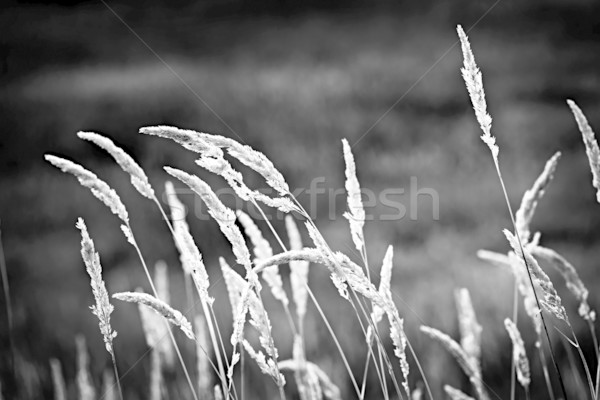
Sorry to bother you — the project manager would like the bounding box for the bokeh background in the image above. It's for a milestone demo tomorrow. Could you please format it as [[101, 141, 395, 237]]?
[[2, 0, 600, 398]]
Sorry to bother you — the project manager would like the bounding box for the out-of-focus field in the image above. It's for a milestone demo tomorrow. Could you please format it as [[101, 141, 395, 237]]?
[[1, 2, 600, 398]]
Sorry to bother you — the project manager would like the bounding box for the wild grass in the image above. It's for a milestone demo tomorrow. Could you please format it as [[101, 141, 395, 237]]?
[[3, 24, 600, 400]]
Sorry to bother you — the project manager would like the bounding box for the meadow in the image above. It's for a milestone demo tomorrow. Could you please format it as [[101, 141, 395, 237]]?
[[1, 2, 600, 399]]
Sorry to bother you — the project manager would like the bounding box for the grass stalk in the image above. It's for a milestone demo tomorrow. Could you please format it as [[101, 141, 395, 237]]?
[[568, 325, 596, 398], [537, 338, 557, 400], [491, 158, 568, 400], [0, 222, 15, 373], [109, 351, 124, 400], [153, 196, 231, 398], [510, 278, 519, 400], [127, 223, 200, 400]]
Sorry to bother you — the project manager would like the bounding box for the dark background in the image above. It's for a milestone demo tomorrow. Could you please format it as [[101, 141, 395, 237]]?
[[1, 0, 600, 398]]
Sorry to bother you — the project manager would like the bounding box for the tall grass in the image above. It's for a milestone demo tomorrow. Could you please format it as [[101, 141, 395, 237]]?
[[15, 25, 600, 400]]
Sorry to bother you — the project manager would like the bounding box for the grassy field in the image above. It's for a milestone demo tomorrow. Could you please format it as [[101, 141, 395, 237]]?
[[2, 2, 600, 398]]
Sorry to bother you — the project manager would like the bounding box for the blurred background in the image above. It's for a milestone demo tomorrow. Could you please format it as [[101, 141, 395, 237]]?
[[2, 0, 600, 398]]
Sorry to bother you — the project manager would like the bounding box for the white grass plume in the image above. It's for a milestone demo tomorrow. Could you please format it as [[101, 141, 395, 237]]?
[[113, 291, 194, 340], [567, 100, 600, 202], [531, 245, 595, 321], [478, 250, 542, 334], [285, 216, 309, 327], [221, 258, 279, 361], [504, 230, 568, 322], [45, 155, 128, 223], [196, 152, 297, 213], [242, 340, 285, 386], [199, 131, 290, 196], [195, 316, 212, 398], [366, 245, 410, 397], [76, 218, 117, 355], [504, 319, 531, 390], [164, 168, 259, 288], [279, 358, 342, 400], [149, 349, 161, 400], [101, 370, 117, 400], [76, 335, 96, 400], [214, 385, 224, 400], [140, 126, 220, 155], [444, 385, 475, 400], [77, 131, 154, 199], [137, 264, 176, 368], [456, 25, 497, 160], [341, 139, 365, 254], [515, 152, 561, 243], [420, 326, 487, 400], [237, 210, 288, 306], [455, 288, 482, 366], [49, 358, 67, 400], [141, 125, 290, 195], [164, 182, 213, 305]]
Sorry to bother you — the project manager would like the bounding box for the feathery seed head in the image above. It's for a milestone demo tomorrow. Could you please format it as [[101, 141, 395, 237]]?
[[342, 138, 365, 253], [77, 131, 154, 199], [46, 155, 128, 222], [532, 245, 594, 321], [504, 230, 568, 321], [456, 25, 498, 159], [504, 319, 530, 389], [455, 288, 482, 365], [515, 152, 561, 243], [285, 216, 309, 324], [567, 100, 600, 202], [113, 291, 194, 340], [76, 218, 117, 355]]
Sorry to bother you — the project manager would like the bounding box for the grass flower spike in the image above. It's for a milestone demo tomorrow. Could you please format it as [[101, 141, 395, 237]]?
[[567, 100, 600, 202], [76, 218, 117, 355], [456, 25, 497, 160], [77, 131, 155, 199], [504, 319, 531, 390], [113, 291, 194, 340], [46, 156, 128, 223]]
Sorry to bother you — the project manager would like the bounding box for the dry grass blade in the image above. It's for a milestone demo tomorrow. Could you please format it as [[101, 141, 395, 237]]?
[[504, 319, 531, 390], [77, 131, 154, 199], [113, 291, 194, 340], [49, 359, 67, 400], [477, 250, 511, 271], [149, 350, 161, 400], [76, 335, 96, 400], [279, 359, 341, 400], [531, 245, 595, 321], [45, 155, 128, 223], [195, 316, 212, 398], [515, 152, 561, 243], [420, 326, 487, 400], [76, 218, 117, 355], [444, 385, 476, 400], [455, 288, 482, 365], [567, 100, 600, 203], [102, 370, 117, 400]]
